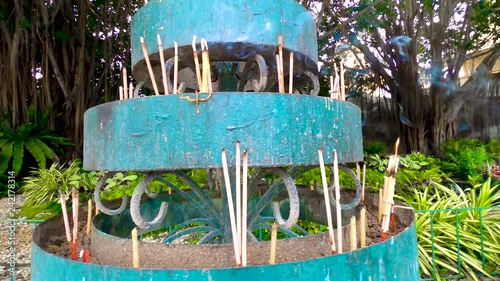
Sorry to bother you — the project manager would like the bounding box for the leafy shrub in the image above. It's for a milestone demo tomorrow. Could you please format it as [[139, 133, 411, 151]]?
[[445, 146, 492, 183], [294, 167, 329, 187], [398, 178, 500, 280], [18, 202, 62, 220], [367, 154, 388, 172], [363, 141, 387, 155], [364, 169, 385, 192], [21, 161, 81, 206], [0, 106, 72, 176], [397, 152, 447, 188]]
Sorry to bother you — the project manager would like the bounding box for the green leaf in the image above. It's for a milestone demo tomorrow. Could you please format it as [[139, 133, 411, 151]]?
[[25, 139, 47, 169], [0, 139, 9, 148], [0, 140, 14, 173], [123, 175, 138, 182], [38, 135, 73, 145], [30, 138, 54, 159], [12, 140, 24, 174]]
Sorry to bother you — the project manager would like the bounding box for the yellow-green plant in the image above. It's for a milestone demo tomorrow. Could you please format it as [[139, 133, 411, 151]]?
[[21, 161, 82, 206], [399, 179, 500, 280]]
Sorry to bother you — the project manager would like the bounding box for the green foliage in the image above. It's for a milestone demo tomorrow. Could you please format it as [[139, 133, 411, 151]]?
[[367, 154, 388, 172], [99, 170, 205, 202], [364, 169, 385, 192], [295, 220, 328, 235], [396, 152, 447, 188], [441, 138, 485, 157], [18, 201, 62, 220], [253, 220, 328, 241], [363, 141, 387, 155], [445, 145, 492, 182], [100, 172, 142, 201], [0, 106, 72, 176], [398, 179, 500, 280], [294, 167, 330, 187], [21, 160, 81, 206], [485, 139, 500, 159]]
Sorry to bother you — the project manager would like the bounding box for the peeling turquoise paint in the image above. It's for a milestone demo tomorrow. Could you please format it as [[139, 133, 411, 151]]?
[[83, 93, 363, 171], [130, 0, 318, 73], [31, 217, 419, 281]]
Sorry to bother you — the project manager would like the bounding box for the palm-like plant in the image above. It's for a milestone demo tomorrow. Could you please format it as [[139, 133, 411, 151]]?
[[21, 161, 82, 206], [0, 105, 72, 176], [399, 179, 500, 280]]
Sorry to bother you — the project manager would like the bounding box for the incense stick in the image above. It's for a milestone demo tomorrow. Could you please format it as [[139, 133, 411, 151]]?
[[72, 187, 79, 244], [350, 216, 357, 251], [235, 142, 242, 260], [192, 36, 202, 90], [288, 52, 294, 94], [119, 86, 124, 100], [333, 64, 339, 99], [173, 41, 179, 94], [140, 37, 160, 96], [329, 75, 334, 99], [59, 192, 72, 244], [122, 67, 128, 98], [333, 150, 343, 254], [278, 35, 285, 93], [157, 34, 169, 95], [378, 188, 384, 223], [132, 227, 140, 268], [129, 82, 134, 100], [362, 163, 366, 204], [200, 39, 210, 93], [242, 150, 249, 266], [221, 149, 242, 266], [269, 223, 278, 264], [275, 54, 283, 93], [340, 62, 345, 101], [318, 149, 336, 253], [86, 199, 92, 235], [360, 207, 366, 248]]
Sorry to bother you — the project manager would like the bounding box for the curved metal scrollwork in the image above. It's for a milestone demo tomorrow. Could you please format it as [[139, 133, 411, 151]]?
[[298, 70, 320, 96], [130, 171, 168, 229], [164, 58, 190, 94], [237, 54, 268, 92], [316, 165, 362, 210], [269, 168, 300, 230], [94, 171, 129, 216]]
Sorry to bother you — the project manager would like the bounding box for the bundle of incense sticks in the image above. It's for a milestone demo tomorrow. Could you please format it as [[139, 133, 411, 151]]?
[[380, 138, 400, 241]]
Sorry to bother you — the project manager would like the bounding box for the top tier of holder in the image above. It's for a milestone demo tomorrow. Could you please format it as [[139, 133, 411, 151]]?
[[130, 0, 318, 91], [83, 93, 363, 171]]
